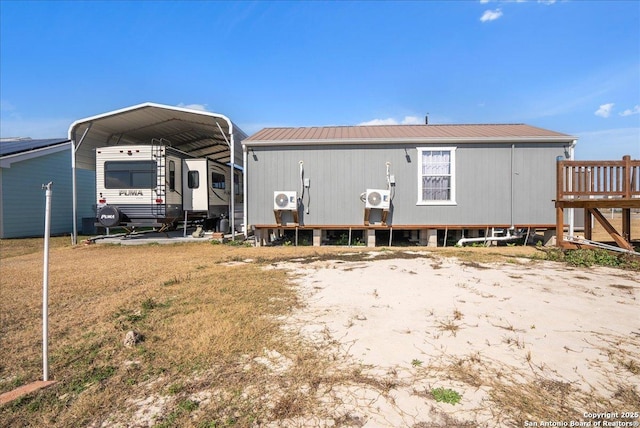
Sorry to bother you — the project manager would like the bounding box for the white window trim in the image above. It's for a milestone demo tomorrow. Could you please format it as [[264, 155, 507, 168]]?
[[416, 146, 457, 206]]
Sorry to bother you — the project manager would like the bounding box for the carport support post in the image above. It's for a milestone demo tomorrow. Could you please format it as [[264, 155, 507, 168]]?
[[231, 136, 235, 240], [71, 124, 91, 245], [71, 142, 77, 245], [183, 210, 188, 237], [42, 182, 53, 381], [216, 121, 235, 240]]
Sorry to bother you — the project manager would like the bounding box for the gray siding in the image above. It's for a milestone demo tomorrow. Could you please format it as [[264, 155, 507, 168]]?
[[247, 142, 566, 227], [77, 169, 96, 232], [0, 150, 95, 238]]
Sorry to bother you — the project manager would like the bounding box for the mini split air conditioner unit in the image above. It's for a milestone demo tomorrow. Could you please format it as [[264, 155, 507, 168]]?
[[365, 189, 391, 209], [274, 191, 298, 210]]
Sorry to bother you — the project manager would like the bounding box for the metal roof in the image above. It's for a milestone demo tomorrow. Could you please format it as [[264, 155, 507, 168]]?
[[0, 138, 70, 157], [69, 102, 247, 170], [243, 123, 577, 146]]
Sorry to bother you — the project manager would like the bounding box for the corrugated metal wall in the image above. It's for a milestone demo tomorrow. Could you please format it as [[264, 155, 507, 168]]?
[[0, 150, 95, 238], [246, 142, 566, 227]]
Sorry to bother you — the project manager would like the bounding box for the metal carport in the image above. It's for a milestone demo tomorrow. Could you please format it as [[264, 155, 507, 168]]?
[[68, 102, 246, 244]]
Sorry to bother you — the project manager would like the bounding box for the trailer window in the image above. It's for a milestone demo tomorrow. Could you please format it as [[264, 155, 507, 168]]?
[[105, 161, 156, 189], [211, 172, 225, 189], [188, 171, 199, 188], [169, 161, 176, 191], [417, 147, 456, 205]]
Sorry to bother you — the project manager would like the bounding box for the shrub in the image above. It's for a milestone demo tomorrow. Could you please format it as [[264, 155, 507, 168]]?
[[564, 249, 619, 268], [431, 387, 462, 405]]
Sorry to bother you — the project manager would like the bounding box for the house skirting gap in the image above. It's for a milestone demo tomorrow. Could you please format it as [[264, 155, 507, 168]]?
[[252, 224, 555, 247]]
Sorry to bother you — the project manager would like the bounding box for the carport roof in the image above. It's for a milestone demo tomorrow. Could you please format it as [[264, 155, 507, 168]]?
[[69, 102, 247, 170]]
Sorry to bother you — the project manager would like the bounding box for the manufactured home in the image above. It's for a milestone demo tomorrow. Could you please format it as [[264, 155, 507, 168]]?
[[95, 143, 242, 230], [242, 123, 578, 246]]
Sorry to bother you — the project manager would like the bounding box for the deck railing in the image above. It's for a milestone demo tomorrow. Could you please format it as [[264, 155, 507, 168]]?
[[556, 155, 640, 200]]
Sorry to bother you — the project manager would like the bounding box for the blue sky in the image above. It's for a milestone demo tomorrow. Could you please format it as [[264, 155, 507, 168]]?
[[1, 0, 638, 160]]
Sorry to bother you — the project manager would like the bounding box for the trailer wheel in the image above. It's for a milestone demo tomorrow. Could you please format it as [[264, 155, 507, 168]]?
[[97, 205, 121, 228]]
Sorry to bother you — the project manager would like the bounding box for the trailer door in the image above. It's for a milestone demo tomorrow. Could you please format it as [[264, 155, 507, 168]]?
[[183, 159, 209, 211]]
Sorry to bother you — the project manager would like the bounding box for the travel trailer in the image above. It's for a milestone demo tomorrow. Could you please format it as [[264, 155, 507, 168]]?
[[95, 143, 242, 231]]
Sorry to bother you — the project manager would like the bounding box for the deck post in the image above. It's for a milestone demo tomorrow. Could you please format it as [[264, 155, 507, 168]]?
[[623, 155, 631, 199], [555, 206, 564, 247], [622, 155, 632, 242], [622, 208, 631, 242], [556, 157, 564, 201], [584, 208, 592, 240]]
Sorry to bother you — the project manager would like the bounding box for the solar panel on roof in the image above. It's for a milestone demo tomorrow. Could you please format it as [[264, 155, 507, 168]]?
[[0, 138, 69, 157]]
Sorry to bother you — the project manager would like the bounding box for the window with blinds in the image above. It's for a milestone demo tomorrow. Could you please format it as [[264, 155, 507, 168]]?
[[417, 147, 456, 205]]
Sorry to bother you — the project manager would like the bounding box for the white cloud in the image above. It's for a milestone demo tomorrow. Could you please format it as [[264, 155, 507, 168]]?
[[594, 103, 614, 118], [357, 116, 425, 126], [176, 103, 209, 112], [479, 0, 490, 3], [480, 8, 503, 22], [538, 0, 556, 4], [620, 105, 640, 117], [573, 127, 640, 160], [358, 118, 398, 126], [401, 116, 423, 125], [519, 64, 638, 121]]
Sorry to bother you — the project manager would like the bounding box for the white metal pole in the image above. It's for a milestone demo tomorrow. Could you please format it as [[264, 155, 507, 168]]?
[[42, 182, 53, 381]]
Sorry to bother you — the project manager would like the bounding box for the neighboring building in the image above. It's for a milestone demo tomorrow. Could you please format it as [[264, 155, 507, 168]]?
[[243, 123, 577, 246], [0, 138, 95, 238]]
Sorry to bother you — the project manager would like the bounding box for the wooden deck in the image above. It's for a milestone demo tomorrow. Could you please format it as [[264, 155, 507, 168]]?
[[555, 155, 640, 250]]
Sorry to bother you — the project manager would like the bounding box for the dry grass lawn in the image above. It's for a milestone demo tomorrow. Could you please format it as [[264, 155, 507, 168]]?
[[0, 237, 637, 427], [0, 238, 361, 427]]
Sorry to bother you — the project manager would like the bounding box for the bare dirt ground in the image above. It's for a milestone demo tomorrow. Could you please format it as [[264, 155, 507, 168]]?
[[273, 253, 640, 427]]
